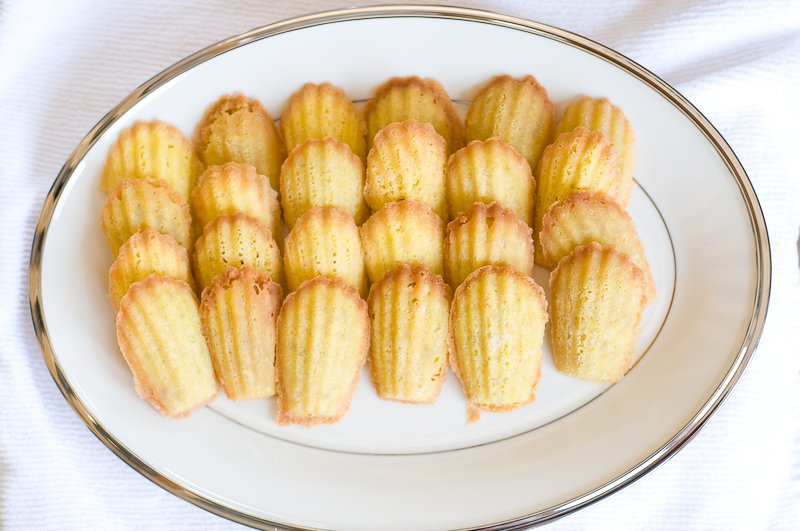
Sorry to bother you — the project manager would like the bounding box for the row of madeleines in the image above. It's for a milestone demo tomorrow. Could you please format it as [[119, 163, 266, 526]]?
[[99, 74, 655, 425]]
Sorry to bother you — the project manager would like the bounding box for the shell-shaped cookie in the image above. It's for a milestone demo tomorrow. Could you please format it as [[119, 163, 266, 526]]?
[[533, 127, 620, 265], [364, 120, 448, 221], [108, 229, 195, 312], [360, 199, 445, 284], [541, 191, 655, 306], [364, 76, 464, 154], [444, 201, 534, 290], [445, 138, 535, 226], [193, 212, 284, 292], [99, 120, 204, 204], [449, 266, 548, 422], [280, 82, 367, 163], [101, 177, 193, 257], [275, 276, 370, 426], [191, 162, 282, 246], [555, 97, 635, 206], [200, 266, 283, 401], [466, 75, 555, 171], [367, 264, 452, 404], [280, 137, 368, 229], [193, 94, 286, 193], [549, 242, 647, 383], [283, 207, 367, 297], [116, 275, 219, 417]]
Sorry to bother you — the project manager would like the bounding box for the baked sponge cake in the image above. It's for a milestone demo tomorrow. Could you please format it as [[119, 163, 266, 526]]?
[[449, 265, 548, 422], [533, 126, 620, 265], [465, 75, 555, 171], [101, 177, 193, 257], [108, 229, 195, 312], [191, 162, 282, 246], [280, 82, 367, 163], [280, 136, 368, 229], [99, 120, 204, 204], [444, 201, 534, 290], [116, 275, 219, 417], [200, 266, 283, 401], [364, 119, 448, 221], [367, 264, 452, 404], [283, 206, 367, 297], [555, 96, 635, 206], [549, 242, 647, 383], [540, 191, 656, 306], [275, 276, 370, 426], [193, 94, 286, 193], [364, 76, 464, 154], [445, 138, 535, 227], [360, 199, 445, 284], [193, 212, 284, 292]]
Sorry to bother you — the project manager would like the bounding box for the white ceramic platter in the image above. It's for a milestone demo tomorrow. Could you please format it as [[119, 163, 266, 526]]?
[[30, 6, 770, 530]]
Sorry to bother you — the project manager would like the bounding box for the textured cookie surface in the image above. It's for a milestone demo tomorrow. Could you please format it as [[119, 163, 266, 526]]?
[[280, 82, 367, 163], [449, 266, 548, 422], [549, 242, 646, 383], [116, 275, 219, 417], [364, 119, 448, 221], [540, 191, 655, 306], [108, 228, 195, 312], [444, 201, 534, 290], [193, 94, 286, 193], [555, 97, 635, 206], [101, 177, 193, 257], [280, 136, 368, 229], [364, 76, 464, 154], [283, 207, 367, 297], [445, 138, 535, 227], [275, 276, 370, 426], [466, 75, 555, 171], [533, 127, 620, 265], [193, 212, 284, 292], [360, 199, 445, 284], [200, 266, 283, 401], [367, 264, 452, 404], [100, 120, 204, 203]]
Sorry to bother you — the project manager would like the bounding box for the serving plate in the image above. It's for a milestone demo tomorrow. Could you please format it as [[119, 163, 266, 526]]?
[[29, 5, 769, 530]]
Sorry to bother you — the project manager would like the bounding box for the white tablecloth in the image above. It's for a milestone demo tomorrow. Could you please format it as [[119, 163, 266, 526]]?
[[2, 1, 798, 529]]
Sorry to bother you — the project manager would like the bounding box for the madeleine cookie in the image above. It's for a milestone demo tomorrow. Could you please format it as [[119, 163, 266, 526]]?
[[549, 242, 647, 383], [280, 82, 367, 163], [466, 75, 555, 171], [191, 162, 282, 245], [101, 177, 193, 257], [445, 138, 535, 226], [367, 264, 452, 404], [283, 207, 367, 297], [555, 97, 635, 206], [193, 94, 286, 193], [364, 76, 464, 154], [444, 201, 534, 290], [99, 120, 204, 204], [280, 137, 368, 229], [449, 266, 548, 422], [116, 275, 219, 417], [360, 199, 445, 284], [275, 276, 370, 426], [533, 127, 620, 265], [193, 212, 284, 292], [108, 229, 195, 312], [364, 119, 448, 221], [200, 266, 283, 401], [540, 191, 655, 306]]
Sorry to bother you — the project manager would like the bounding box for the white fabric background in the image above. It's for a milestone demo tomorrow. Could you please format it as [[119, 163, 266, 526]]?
[[2, 0, 799, 529]]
